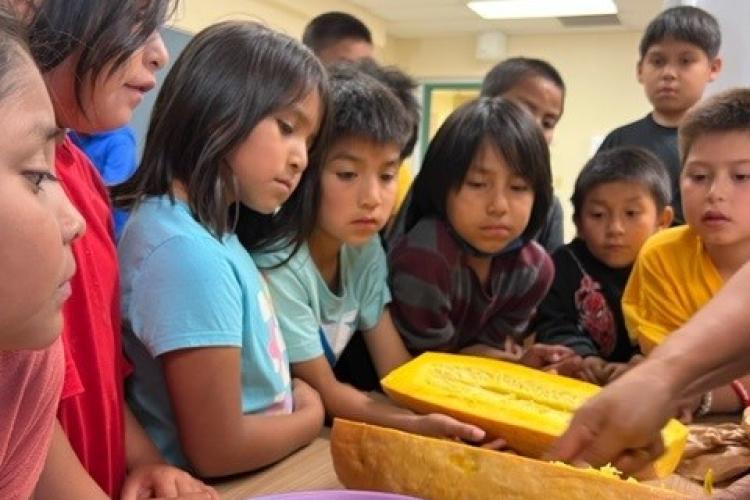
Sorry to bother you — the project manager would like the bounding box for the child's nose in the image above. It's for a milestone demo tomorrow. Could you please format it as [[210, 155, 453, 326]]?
[[487, 189, 509, 215], [359, 177, 381, 208], [59, 195, 86, 244], [145, 32, 169, 71]]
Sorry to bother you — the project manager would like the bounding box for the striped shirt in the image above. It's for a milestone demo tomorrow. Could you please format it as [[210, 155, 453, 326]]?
[[388, 218, 554, 353]]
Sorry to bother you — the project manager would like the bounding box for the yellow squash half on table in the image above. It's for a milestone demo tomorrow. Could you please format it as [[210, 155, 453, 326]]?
[[381, 352, 688, 479], [331, 419, 689, 500]]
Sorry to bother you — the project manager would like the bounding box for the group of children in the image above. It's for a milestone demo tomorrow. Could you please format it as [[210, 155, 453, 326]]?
[[3, 1, 750, 498]]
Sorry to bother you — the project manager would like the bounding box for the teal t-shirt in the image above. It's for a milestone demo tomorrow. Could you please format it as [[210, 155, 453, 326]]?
[[119, 195, 292, 469], [253, 238, 390, 365]]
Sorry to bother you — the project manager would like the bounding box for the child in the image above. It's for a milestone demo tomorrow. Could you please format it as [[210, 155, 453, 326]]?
[[115, 21, 328, 477], [480, 57, 566, 253], [249, 63, 487, 442], [623, 88, 750, 417], [0, 10, 84, 498], [302, 11, 373, 64], [598, 6, 722, 225], [389, 97, 580, 376], [19, 0, 216, 497], [69, 126, 138, 239], [535, 147, 673, 386]]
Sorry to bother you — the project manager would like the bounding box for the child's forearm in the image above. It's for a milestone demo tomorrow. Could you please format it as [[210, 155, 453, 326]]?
[[189, 404, 323, 478], [124, 406, 166, 470], [33, 421, 109, 499]]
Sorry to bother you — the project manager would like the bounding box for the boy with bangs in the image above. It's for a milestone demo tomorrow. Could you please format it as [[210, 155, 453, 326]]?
[[535, 147, 673, 386], [623, 88, 750, 419], [598, 6, 722, 225]]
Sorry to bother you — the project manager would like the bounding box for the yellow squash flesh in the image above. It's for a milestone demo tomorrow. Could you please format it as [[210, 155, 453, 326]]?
[[381, 352, 688, 478]]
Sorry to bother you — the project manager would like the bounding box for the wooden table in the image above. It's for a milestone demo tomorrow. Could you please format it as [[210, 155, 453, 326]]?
[[213, 429, 341, 499], [213, 427, 709, 499]]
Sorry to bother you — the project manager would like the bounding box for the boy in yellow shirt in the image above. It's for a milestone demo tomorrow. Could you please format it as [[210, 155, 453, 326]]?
[[623, 88, 750, 417]]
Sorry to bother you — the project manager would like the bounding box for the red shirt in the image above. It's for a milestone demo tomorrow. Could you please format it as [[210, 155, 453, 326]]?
[[56, 137, 129, 498]]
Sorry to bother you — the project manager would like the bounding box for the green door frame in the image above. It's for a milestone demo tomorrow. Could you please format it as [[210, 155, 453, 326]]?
[[419, 81, 482, 162]]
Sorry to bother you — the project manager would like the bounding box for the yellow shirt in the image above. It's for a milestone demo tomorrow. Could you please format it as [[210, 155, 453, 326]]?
[[622, 225, 723, 354], [393, 161, 413, 216]]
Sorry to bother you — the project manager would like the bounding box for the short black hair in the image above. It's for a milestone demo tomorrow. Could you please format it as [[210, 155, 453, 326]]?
[[326, 61, 410, 149], [639, 6, 721, 59], [302, 11, 372, 55], [481, 57, 565, 99], [113, 21, 329, 239], [572, 146, 672, 217], [406, 97, 551, 241], [680, 88, 750, 165], [27, 0, 176, 106], [353, 57, 420, 158]]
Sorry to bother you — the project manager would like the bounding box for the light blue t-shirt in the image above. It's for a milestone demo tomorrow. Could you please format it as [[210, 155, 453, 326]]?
[[120, 195, 292, 469], [253, 238, 391, 365]]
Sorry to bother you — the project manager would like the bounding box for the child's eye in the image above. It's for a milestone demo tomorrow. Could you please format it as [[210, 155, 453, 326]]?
[[380, 172, 396, 183], [336, 171, 357, 181], [588, 212, 604, 219], [542, 119, 557, 130], [625, 210, 641, 217], [688, 173, 708, 182], [465, 181, 486, 189], [23, 170, 58, 193], [734, 173, 750, 182], [510, 183, 530, 192], [277, 119, 294, 135]]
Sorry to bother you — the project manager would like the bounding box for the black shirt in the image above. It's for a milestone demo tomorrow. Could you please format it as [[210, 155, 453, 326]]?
[[598, 113, 681, 223], [534, 238, 638, 363]]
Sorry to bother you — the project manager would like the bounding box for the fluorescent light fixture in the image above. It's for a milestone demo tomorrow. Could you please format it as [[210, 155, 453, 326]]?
[[467, 0, 618, 19]]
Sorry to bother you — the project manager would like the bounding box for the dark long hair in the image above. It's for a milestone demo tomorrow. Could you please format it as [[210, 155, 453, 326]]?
[[405, 97, 552, 241], [26, 0, 175, 105], [112, 21, 329, 238], [0, 6, 30, 103]]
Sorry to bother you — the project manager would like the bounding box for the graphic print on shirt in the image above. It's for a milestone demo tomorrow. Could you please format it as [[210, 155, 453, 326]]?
[[574, 275, 616, 357], [257, 284, 293, 414], [319, 308, 358, 366]]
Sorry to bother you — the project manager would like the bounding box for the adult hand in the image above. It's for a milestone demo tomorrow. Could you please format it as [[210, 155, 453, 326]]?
[[546, 366, 676, 476], [121, 464, 218, 500]]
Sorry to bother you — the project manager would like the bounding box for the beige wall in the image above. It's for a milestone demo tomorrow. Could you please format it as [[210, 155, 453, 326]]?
[[171, 1, 651, 239]]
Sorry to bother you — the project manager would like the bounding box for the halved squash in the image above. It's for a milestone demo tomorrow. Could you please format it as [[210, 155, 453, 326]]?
[[381, 352, 688, 478], [331, 419, 689, 500]]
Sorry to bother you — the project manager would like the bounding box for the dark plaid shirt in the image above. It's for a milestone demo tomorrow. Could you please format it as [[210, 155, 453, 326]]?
[[388, 218, 554, 353]]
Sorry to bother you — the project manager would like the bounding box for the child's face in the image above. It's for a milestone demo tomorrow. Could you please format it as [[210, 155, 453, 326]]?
[[502, 76, 564, 144], [681, 131, 750, 253], [637, 38, 721, 118], [45, 31, 169, 132], [446, 141, 534, 254], [229, 90, 321, 214], [576, 181, 671, 268], [317, 38, 373, 65], [0, 57, 85, 350], [314, 136, 400, 247]]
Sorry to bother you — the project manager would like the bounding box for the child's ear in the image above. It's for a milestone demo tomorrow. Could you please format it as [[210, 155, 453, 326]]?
[[657, 205, 674, 229], [636, 60, 644, 84], [708, 57, 723, 82]]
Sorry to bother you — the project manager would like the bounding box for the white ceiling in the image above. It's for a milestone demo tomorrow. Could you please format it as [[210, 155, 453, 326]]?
[[343, 0, 662, 38]]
